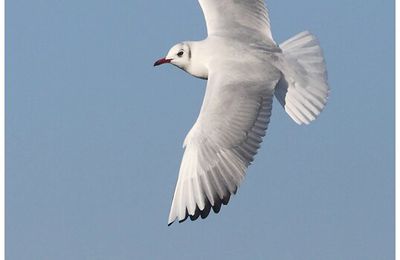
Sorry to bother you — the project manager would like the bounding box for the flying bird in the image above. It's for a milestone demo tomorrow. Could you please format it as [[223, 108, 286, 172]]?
[[154, 0, 329, 225]]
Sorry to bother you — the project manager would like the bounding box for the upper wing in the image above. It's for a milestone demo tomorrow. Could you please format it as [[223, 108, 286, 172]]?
[[168, 61, 280, 225], [198, 0, 275, 44]]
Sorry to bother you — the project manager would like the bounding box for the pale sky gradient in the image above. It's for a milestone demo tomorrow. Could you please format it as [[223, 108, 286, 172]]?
[[6, 0, 394, 259]]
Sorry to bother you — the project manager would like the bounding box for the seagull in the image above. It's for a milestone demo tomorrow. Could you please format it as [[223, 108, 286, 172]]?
[[154, 0, 329, 225]]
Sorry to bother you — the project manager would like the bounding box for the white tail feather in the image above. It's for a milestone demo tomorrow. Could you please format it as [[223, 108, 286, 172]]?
[[275, 31, 329, 125]]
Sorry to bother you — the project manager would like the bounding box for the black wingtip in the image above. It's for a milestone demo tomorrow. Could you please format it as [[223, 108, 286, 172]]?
[[168, 195, 235, 225]]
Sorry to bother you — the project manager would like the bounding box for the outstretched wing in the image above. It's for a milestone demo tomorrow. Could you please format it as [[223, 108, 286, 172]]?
[[168, 61, 280, 225], [198, 0, 275, 45]]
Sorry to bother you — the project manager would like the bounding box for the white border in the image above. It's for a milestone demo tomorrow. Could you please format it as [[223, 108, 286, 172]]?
[[395, 0, 398, 257], [1, 0, 4, 258], [0, 1, 395, 260]]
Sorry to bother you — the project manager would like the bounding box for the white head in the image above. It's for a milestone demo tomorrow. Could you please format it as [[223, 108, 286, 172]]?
[[154, 41, 208, 79], [154, 42, 191, 70]]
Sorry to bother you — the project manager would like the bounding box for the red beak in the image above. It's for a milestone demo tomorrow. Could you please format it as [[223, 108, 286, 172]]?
[[154, 58, 172, 67]]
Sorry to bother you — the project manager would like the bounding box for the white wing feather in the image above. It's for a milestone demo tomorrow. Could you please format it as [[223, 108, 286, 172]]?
[[168, 61, 280, 225], [198, 0, 275, 45]]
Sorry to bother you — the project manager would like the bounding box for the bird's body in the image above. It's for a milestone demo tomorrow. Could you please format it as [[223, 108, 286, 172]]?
[[154, 0, 329, 225], [181, 37, 282, 81]]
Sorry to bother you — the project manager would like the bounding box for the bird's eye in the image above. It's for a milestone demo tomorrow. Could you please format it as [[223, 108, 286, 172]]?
[[177, 51, 184, 57]]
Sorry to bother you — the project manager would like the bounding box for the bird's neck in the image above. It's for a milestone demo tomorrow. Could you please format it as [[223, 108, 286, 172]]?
[[183, 41, 209, 80]]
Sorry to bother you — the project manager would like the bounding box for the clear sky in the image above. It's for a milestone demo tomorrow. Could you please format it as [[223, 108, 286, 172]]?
[[6, 0, 394, 259]]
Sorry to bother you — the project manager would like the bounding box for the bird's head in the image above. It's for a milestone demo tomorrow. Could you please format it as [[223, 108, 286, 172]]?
[[154, 42, 191, 70]]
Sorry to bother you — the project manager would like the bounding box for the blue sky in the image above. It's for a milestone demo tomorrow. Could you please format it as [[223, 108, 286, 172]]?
[[6, 0, 394, 259]]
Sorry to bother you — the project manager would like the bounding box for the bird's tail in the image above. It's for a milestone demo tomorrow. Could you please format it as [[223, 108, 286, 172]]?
[[274, 31, 329, 125]]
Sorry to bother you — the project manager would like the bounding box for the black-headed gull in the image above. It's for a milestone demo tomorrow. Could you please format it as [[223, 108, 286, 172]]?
[[154, 0, 329, 225]]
